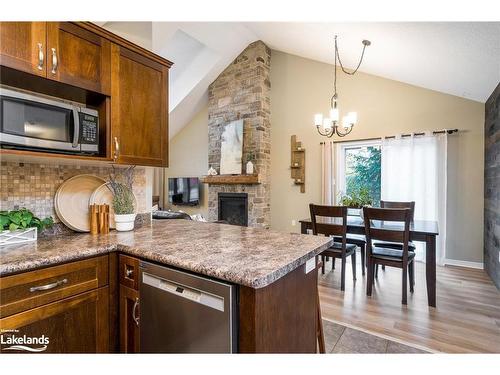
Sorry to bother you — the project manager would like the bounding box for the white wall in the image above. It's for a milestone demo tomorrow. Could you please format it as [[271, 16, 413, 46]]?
[[163, 105, 209, 217]]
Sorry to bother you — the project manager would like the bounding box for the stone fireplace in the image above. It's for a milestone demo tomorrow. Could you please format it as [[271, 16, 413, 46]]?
[[206, 40, 271, 228], [218, 193, 248, 226]]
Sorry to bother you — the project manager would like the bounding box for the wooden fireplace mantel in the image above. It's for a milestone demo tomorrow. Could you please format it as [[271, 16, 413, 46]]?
[[200, 174, 261, 185]]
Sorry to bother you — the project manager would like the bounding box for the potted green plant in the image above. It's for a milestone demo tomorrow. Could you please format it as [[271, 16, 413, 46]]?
[[0, 208, 53, 245], [339, 187, 373, 218], [108, 166, 136, 231]]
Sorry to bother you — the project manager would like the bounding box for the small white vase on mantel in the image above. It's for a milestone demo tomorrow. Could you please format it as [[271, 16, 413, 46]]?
[[246, 161, 254, 174], [114, 213, 136, 231]]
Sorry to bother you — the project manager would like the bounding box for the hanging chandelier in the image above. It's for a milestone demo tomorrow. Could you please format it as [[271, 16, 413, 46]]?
[[315, 35, 371, 137]]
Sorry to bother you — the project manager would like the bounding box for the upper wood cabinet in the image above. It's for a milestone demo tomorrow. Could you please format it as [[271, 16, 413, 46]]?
[[0, 22, 47, 77], [46, 23, 111, 95], [0, 22, 171, 167], [111, 44, 169, 167], [0, 22, 111, 95]]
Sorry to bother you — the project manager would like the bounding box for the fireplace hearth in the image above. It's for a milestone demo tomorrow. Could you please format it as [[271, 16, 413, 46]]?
[[218, 193, 248, 226]]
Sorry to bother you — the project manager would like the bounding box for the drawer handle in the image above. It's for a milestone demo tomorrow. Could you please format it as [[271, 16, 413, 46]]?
[[29, 278, 67, 293], [125, 268, 134, 278], [132, 297, 140, 327]]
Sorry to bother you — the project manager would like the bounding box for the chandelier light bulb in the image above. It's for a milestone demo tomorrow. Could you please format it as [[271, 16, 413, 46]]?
[[323, 118, 332, 130], [329, 107, 339, 122], [347, 111, 357, 125], [314, 113, 323, 127], [342, 115, 351, 129]]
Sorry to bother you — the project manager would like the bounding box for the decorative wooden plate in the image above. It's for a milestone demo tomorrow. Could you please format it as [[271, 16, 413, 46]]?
[[54, 174, 106, 232]]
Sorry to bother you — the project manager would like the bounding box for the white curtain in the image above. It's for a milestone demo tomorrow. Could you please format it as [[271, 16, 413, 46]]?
[[321, 141, 335, 205], [381, 133, 447, 265]]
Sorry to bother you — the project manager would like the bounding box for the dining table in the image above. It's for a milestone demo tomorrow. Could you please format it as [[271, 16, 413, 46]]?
[[299, 216, 439, 307]]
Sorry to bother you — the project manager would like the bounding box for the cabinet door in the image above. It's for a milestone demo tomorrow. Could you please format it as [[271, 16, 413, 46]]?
[[119, 284, 140, 353], [0, 288, 109, 353], [46, 22, 111, 95], [111, 44, 168, 167], [0, 22, 47, 77]]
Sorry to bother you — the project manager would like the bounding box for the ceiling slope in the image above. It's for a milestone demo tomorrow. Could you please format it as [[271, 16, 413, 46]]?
[[99, 22, 500, 140]]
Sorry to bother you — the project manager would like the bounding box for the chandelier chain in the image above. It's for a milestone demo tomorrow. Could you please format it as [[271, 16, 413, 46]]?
[[318, 35, 370, 138], [333, 35, 369, 97]]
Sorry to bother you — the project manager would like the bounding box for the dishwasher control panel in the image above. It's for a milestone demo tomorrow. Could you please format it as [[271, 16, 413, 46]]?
[[142, 272, 224, 311]]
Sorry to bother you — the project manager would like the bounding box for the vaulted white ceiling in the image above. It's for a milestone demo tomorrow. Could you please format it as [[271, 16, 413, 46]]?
[[97, 22, 500, 139]]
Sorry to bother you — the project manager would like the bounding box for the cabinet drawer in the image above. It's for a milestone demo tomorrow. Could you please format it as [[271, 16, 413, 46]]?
[[0, 255, 108, 318], [119, 254, 139, 290]]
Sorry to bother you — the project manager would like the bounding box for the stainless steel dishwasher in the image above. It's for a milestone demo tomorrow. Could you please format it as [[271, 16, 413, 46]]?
[[139, 260, 237, 353]]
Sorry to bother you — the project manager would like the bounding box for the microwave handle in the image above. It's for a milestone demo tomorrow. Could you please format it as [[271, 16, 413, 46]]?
[[72, 107, 80, 148]]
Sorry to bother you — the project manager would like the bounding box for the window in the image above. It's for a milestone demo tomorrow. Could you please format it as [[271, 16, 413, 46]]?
[[336, 140, 381, 207]]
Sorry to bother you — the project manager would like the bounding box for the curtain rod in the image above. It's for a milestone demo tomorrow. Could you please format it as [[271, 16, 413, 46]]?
[[319, 129, 459, 144]]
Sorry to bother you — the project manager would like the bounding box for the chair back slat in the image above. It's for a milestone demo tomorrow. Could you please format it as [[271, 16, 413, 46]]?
[[381, 200, 415, 221], [369, 228, 405, 243], [309, 204, 345, 218], [314, 222, 344, 237], [363, 207, 409, 222]]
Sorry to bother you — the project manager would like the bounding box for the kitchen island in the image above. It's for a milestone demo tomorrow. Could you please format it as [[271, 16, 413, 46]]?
[[0, 220, 332, 353]]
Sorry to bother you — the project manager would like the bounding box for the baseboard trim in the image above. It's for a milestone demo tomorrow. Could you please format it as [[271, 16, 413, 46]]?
[[443, 258, 484, 269]]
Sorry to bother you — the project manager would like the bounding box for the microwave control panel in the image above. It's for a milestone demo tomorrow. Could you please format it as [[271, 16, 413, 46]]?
[[79, 112, 99, 145]]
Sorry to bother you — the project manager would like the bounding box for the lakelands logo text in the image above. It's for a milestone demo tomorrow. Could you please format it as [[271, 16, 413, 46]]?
[[1, 329, 49, 352]]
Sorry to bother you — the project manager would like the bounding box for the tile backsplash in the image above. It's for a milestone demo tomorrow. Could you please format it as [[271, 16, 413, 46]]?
[[0, 161, 147, 223]]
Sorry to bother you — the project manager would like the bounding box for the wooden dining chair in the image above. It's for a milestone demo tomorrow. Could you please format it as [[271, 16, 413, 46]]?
[[375, 200, 416, 276], [333, 234, 366, 275], [309, 204, 356, 291], [363, 207, 415, 305]]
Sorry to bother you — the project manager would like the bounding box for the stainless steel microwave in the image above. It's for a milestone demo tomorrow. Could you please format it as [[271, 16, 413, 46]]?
[[0, 86, 99, 154]]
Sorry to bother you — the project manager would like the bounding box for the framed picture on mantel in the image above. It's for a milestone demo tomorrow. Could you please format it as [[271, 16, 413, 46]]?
[[220, 119, 244, 175]]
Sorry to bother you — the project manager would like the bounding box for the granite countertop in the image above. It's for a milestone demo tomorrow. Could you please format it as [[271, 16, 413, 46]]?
[[0, 220, 332, 288]]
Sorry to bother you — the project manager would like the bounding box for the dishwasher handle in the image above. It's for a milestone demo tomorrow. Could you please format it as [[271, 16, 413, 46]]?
[[132, 297, 140, 326]]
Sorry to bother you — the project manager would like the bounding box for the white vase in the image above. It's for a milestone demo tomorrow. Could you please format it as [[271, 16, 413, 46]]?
[[246, 161, 254, 174], [114, 213, 136, 231]]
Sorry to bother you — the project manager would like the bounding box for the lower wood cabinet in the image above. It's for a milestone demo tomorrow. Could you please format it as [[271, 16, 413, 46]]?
[[0, 255, 109, 353], [118, 254, 140, 353], [119, 284, 140, 353], [0, 287, 109, 353]]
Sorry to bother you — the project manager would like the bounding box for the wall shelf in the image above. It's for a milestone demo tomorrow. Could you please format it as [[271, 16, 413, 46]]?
[[200, 174, 261, 185], [290, 135, 305, 193]]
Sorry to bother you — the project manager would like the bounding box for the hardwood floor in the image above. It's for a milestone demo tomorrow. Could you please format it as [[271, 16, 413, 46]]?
[[318, 253, 500, 353]]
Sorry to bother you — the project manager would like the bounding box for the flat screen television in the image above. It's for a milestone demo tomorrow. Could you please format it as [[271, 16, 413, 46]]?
[[168, 177, 200, 206]]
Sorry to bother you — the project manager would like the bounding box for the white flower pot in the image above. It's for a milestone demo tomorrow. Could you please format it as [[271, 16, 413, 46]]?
[[114, 213, 136, 232]]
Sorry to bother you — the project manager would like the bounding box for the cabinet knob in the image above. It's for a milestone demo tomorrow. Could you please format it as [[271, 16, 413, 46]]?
[[37, 43, 44, 70]]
